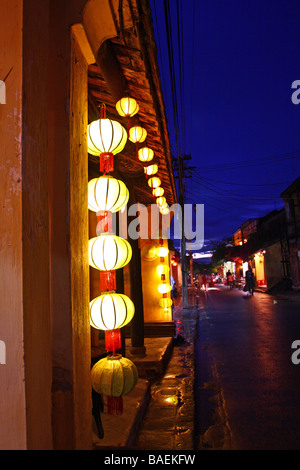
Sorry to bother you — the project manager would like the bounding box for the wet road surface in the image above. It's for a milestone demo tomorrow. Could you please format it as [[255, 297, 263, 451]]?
[[197, 285, 300, 450]]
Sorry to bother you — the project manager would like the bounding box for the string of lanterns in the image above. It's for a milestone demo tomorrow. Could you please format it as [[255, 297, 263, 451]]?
[[87, 93, 172, 415], [88, 103, 138, 415], [156, 241, 172, 314]]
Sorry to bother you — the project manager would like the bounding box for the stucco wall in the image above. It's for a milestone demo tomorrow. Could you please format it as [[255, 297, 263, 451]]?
[[264, 242, 284, 289], [0, 0, 27, 450]]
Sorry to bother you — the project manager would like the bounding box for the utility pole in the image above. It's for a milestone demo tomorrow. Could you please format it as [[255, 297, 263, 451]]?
[[173, 155, 196, 309]]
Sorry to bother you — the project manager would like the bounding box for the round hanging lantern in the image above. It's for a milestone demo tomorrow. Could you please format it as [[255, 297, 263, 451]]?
[[129, 126, 147, 143], [159, 298, 173, 309], [157, 246, 169, 258], [156, 264, 170, 276], [91, 354, 138, 397], [148, 177, 161, 189], [156, 196, 167, 207], [158, 282, 171, 294], [87, 118, 127, 156], [138, 147, 154, 162], [140, 242, 158, 261], [144, 164, 158, 176], [116, 97, 139, 117], [160, 206, 170, 215], [88, 176, 129, 213], [152, 186, 164, 197], [90, 293, 135, 331], [89, 234, 132, 271]]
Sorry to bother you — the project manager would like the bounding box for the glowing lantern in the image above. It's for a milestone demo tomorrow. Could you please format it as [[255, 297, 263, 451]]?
[[160, 206, 170, 215], [152, 186, 164, 197], [158, 282, 171, 294], [144, 164, 158, 176], [156, 196, 167, 207], [116, 97, 139, 117], [87, 117, 127, 172], [88, 176, 129, 213], [159, 298, 173, 309], [90, 293, 135, 331], [89, 234, 132, 271], [148, 177, 161, 189], [157, 246, 169, 258], [156, 264, 170, 276], [138, 147, 154, 162], [141, 242, 158, 261], [128, 126, 147, 143], [91, 354, 138, 415]]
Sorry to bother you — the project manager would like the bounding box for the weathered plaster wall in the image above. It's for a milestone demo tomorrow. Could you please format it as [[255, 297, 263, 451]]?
[[264, 242, 284, 289], [0, 0, 27, 450]]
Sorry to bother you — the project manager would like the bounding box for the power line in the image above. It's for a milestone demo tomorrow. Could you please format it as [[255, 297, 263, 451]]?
[[193, 174, 293, 188], [196, 151, 300, 171], [192, 172, 286, 201]]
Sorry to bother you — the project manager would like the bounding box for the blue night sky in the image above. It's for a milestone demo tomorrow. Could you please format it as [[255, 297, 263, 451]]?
[[149, 0, 300, 253]]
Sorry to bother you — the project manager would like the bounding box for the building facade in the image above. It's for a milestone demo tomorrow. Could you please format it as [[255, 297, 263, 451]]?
[[0, 0, 176, 450], [281, 177, 300, 289]]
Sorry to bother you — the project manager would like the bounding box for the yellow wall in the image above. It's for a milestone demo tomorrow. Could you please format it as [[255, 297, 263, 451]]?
[[254, 253, 266, 285], [141, 239, 172, 323]]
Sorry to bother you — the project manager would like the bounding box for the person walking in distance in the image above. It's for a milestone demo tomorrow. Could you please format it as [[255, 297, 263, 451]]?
[[227, 272, 234, 290], [244, 266, 255, 296]]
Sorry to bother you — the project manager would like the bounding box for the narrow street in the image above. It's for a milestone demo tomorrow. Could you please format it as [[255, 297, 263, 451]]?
[[196, 285, 300, 450]]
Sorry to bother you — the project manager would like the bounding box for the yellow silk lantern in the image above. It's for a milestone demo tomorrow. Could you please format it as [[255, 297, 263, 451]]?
[[116, 97, 139, 117], [90, 293, 135, 330], [156, 264, 170, 276], [152, 186, 164, 197], [158, 282, 171, 294], [89, 234, 132, 271], [88, 176, 129, 213], [145, 164, 158, 176], [159, 298, 173, 309], [138, 147, 154, 162], [91, 354, 138, 397], [129, 126, 147, 143], [148, 177, 161, 189], [156, 196, 167, 207], [87, 118, 127, 156], [160, 206, 170, 215], [157, 246, 169, 258]]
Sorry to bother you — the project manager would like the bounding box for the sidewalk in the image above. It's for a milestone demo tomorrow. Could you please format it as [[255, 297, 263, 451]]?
[[255, 286, 300, 303], [92, 304, 198, 450]]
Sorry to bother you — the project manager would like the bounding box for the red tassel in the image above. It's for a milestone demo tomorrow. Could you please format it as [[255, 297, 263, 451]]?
[[97, 211, 113, 233], [100, 270, 116, 291], [107, 395, 123, 415], [105, 329, 121, 355], [100, 152, 114, 173]]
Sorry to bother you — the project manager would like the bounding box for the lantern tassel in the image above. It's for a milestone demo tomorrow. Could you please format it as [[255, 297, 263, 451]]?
[[100, 270, 117, 291], [100, 152, 114, 173], [107, 395, 123, 415], [97, 211, 113, 234], [105, 329, 121, 355]]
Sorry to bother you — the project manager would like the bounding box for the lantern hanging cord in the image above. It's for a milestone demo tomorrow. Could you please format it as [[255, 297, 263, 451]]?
[[100, 104, 107, 119]]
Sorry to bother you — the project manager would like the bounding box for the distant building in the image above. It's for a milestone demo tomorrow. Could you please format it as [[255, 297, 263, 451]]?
[[281, 177, 300, 289], [233, 218, 258, 246]]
